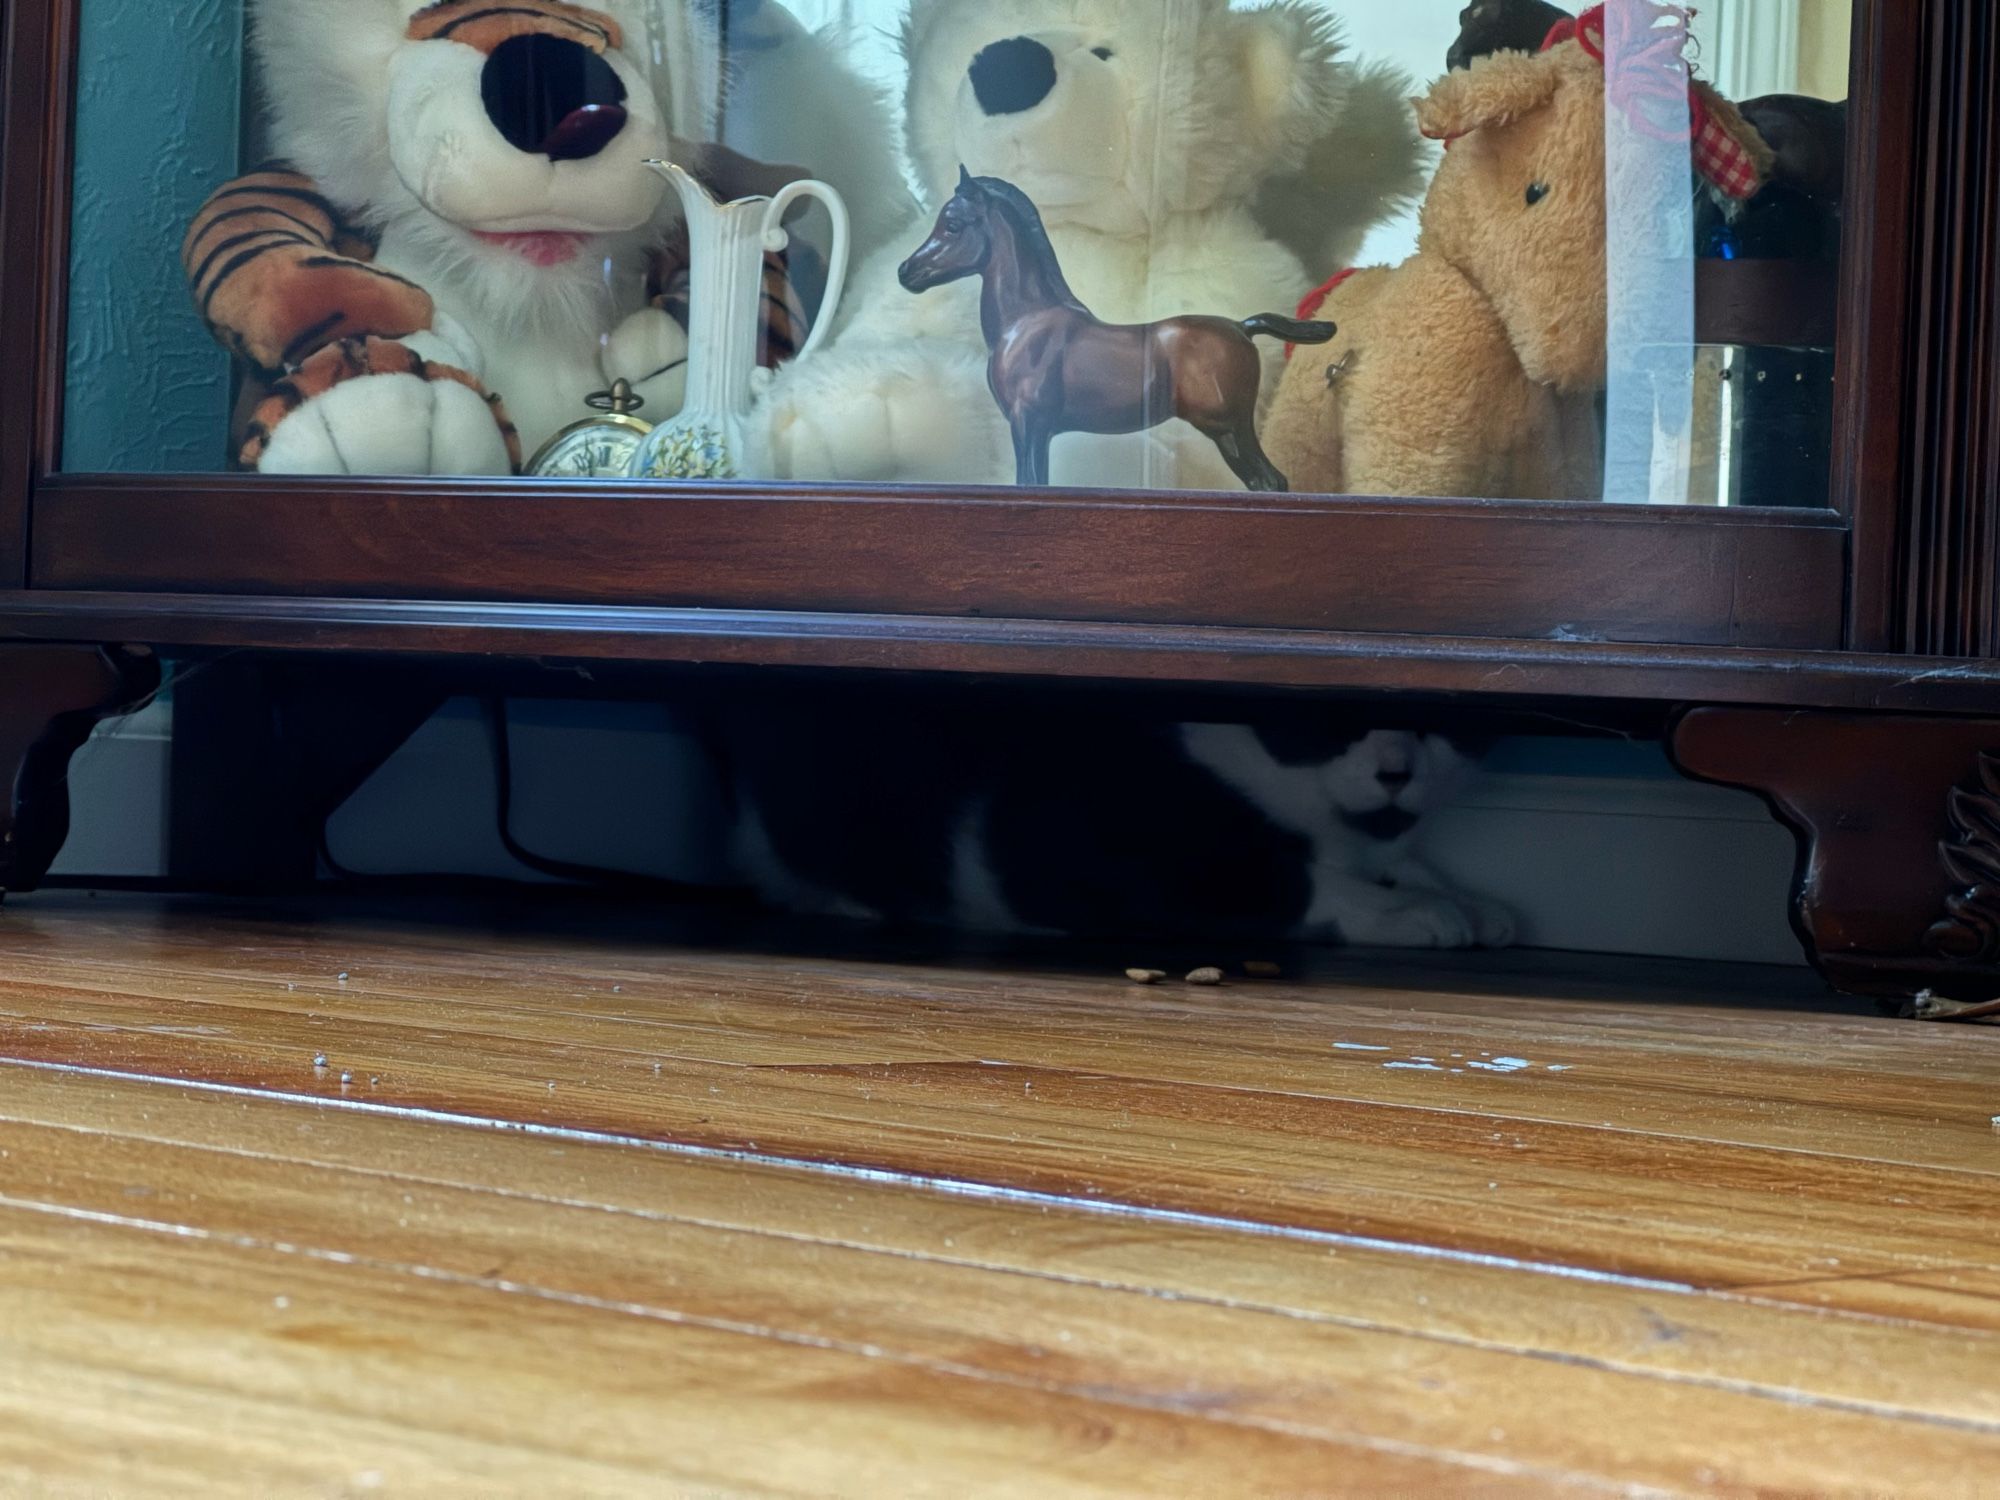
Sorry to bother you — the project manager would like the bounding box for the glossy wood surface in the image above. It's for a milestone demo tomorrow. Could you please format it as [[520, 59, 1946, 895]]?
[[28, 477, 1850, 650], [0, 0, 59, 588], [1891, 0, 2000, 656], [2, 892, 1997, 1495], [8, 591, 2000, 716], [0, 644, 158, 891], [1833, 0, 1921, 650], [1676, 708, 2000, 1000]]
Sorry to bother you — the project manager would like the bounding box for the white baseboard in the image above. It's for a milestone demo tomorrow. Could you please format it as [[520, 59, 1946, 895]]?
[[1421, 763, 1802, 966], [325, 698, 733, 884], [51, 697, 173, 880]]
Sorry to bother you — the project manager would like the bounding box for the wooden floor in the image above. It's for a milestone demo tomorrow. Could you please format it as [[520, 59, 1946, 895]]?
[[1, 894, 1998, 1497]]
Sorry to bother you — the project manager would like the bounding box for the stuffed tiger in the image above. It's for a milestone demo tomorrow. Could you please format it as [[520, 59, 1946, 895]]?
[[185, 0, 904, 476]]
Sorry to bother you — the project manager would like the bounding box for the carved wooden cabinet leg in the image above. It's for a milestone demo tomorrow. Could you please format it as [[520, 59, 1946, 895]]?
[[0, 645, 162, 895], [1671, 708, 2000, 1002]]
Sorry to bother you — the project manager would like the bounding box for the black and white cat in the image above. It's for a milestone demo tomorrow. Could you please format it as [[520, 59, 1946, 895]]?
[[715, 692, 1514, 950]]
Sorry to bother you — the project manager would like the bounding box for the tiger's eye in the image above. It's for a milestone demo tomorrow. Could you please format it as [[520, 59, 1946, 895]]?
[[1525, 181, 1550, 206]]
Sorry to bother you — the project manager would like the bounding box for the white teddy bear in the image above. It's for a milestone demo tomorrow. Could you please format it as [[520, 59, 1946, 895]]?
[[762, 0, 1426, 491], [191, 0, 907, 475]]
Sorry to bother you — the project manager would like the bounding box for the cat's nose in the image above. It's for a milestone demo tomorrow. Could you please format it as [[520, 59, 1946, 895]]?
[[1379, 768, 1414, 790], [970, 37, 1058, 116]]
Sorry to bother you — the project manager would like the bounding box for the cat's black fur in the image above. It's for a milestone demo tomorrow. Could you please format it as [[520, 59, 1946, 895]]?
[[714, 687, 1513, 949]]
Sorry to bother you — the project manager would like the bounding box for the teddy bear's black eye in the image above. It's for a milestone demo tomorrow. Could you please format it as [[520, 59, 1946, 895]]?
[[1525, 181, 1550, 206], [1091, 46, 1114, 60]]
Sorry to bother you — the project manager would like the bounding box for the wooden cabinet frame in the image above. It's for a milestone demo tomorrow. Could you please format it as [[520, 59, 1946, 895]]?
[[3, 0, 1998, 1003]]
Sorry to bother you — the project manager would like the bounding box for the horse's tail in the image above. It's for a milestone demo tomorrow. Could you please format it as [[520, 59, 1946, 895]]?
[[1241, 313, 1336, 345]]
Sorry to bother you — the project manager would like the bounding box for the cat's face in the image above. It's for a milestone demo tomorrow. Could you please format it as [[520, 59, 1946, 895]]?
[[1252, 726, 1476, 838]]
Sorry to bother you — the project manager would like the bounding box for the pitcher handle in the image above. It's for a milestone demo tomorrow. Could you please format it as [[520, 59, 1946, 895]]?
[[762, 179, 850, 364]]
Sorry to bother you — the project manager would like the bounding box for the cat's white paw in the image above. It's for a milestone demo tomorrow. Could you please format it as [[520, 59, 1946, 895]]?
[[1463, 896, 1518, 949], [1362, 895, 1480, 950]]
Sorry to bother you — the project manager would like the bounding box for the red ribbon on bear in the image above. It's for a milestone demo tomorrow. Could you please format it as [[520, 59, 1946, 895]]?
[[1286, 268, 1359, 360]]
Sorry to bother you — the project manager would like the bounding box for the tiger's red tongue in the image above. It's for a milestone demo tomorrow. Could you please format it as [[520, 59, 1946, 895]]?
[[473, 230, 591, 267]]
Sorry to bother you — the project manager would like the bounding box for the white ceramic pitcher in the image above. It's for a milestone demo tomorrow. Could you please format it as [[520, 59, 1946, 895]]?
[[626, 159, 850, 481]]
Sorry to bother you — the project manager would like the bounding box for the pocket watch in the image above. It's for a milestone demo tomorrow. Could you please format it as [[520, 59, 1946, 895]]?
[[525, 380, 653, 478]]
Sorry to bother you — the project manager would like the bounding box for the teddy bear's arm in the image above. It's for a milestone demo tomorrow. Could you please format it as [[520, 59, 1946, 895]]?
[[818, 233, 981, 346], [183, 164, 435, 373]]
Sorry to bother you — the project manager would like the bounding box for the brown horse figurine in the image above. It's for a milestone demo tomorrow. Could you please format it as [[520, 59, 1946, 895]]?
[[898, 170, 1334, 491]]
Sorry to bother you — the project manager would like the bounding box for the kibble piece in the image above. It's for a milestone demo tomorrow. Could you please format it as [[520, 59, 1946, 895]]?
[[1244, 961, 1283, 978], [1187, 967, 1225, 986], [1125, 968, 1167, 984]]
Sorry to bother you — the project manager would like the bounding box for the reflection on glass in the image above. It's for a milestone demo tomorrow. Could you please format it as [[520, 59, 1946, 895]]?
[[1599, 1, 1849, 505], [62, 0, 1849, 506]]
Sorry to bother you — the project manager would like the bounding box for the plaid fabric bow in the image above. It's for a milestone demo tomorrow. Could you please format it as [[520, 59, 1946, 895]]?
[[1547, 2, 1766, 201]]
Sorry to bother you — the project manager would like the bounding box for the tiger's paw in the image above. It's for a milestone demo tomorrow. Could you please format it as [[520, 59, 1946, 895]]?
[[246, 333, 519, 476]]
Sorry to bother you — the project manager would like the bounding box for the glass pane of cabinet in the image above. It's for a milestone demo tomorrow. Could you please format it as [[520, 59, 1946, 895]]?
[[61, 0, 1852, 505]]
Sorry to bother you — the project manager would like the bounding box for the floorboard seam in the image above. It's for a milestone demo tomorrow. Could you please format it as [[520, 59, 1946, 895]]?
[[0, 1194, 1641, 1498], [7, 1017, 1993, 1183], [0, 1055, 1703, 1293], [10, 1109, 1999, 1440]]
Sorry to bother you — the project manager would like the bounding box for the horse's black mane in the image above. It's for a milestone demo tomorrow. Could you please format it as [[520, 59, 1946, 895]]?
[[969, 175, 1085, 309]]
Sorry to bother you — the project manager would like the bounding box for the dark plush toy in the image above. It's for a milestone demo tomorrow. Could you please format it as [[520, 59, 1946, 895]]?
[[1446, 0, 1574, 71]]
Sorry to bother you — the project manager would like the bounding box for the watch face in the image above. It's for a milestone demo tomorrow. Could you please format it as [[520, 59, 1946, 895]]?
[[527, 421, 648, 478]]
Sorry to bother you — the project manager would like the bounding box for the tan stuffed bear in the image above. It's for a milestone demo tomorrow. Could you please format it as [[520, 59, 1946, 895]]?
[[1264, 11, 1772, 501]]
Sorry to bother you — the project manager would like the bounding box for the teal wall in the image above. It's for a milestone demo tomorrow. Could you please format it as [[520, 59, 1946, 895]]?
[[63, 0, 244, 472]]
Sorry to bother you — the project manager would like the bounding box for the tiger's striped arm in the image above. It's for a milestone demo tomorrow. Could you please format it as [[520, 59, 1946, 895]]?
[[183, 165, 436, 373], [604, 185, 820, 420], [238, 337, 522, 473], [643, 140, 826, 374], [648, 225, 818, 372]]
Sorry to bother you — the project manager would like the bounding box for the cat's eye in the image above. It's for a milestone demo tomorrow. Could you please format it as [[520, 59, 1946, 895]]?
[[1091, 46, 1114, 60], [1525, 181, 1550, 206]]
